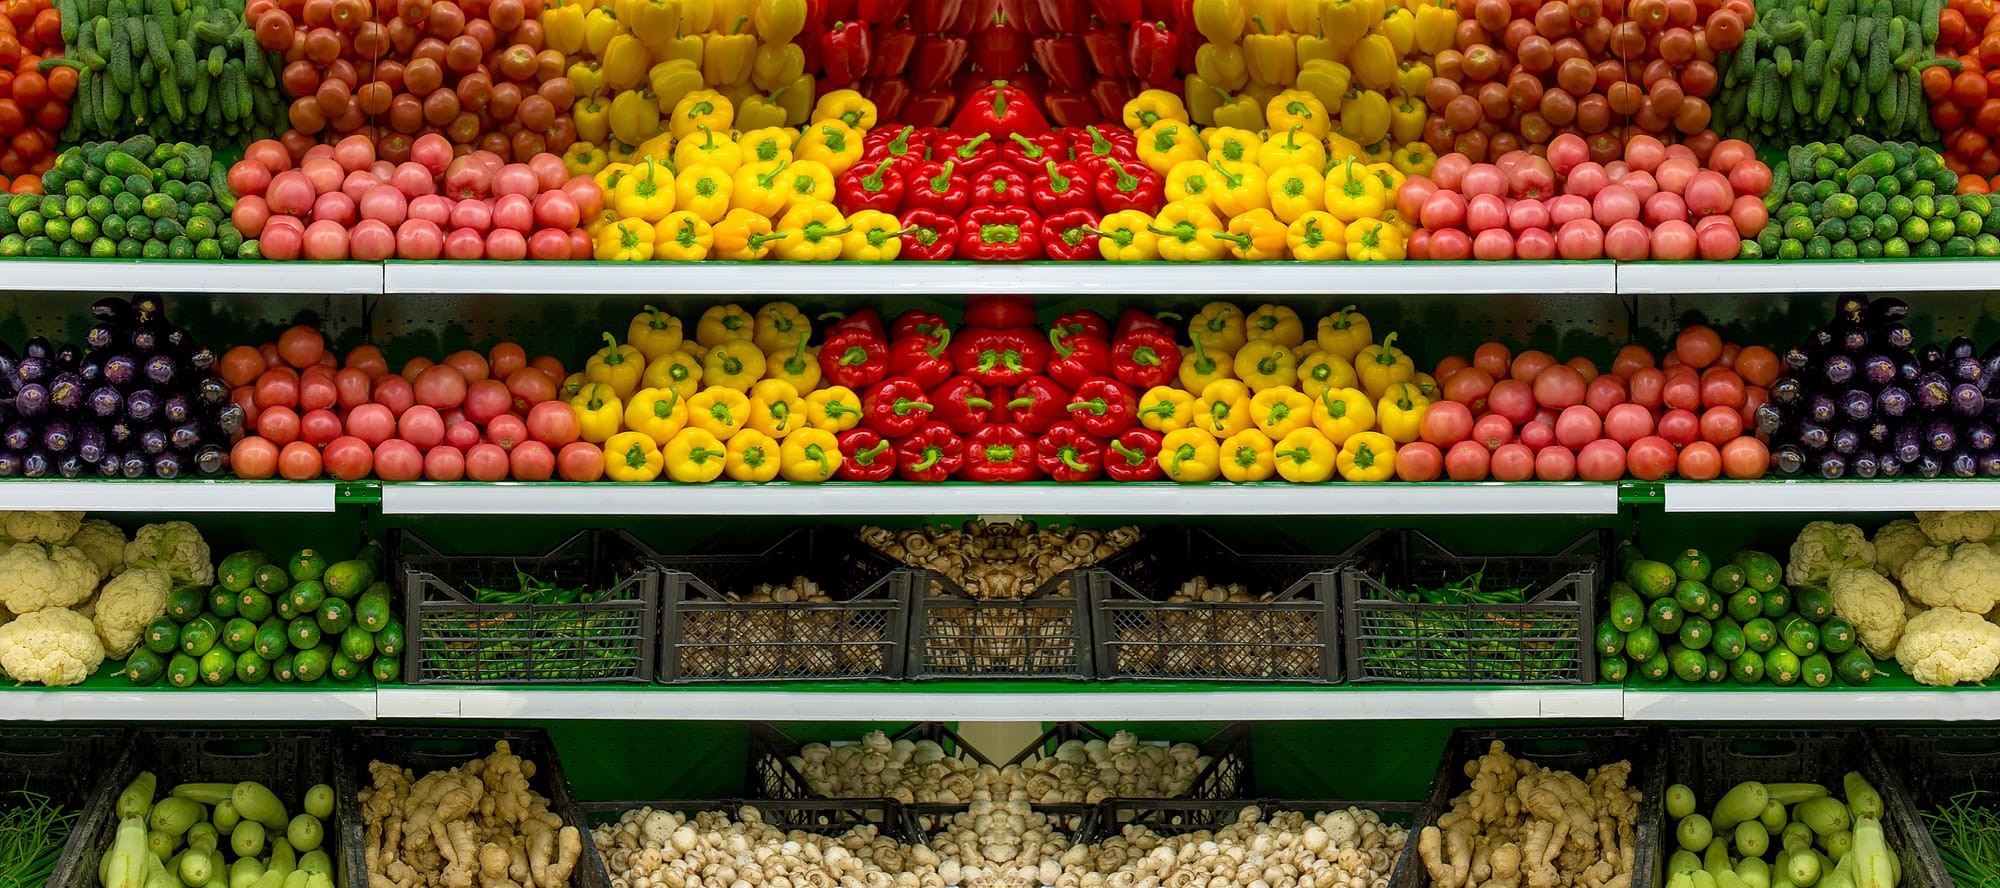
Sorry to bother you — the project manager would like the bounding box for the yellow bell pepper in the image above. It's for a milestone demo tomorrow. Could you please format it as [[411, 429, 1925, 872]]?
[[1149, 200, 1229, 262], [1393, 141, 1437, 178], [778, 427, 842, 481], [1366, 162, 1406, 197], [1337, 431, 1396, 481], [1312, 386, 1374, 445], [1208, 160, 1270, 218], [664, 427, 728, 482], [1085, 210, 1157, 261], [811, 89, 877, 129], [585, 332, 647, 398], [1189, 77, 1264, 129], [686, 386, 750, 440], [722, 428, 780, 481], [1347, 33, 1396, 91], [671, 90, 734, 138], [1287, 0, 1322, 33], [613, 158, 676, 222], [796, 122, 863, 176], [1296, 59, 1352, 113], [1246, 305, 1305, 347], [633, 131, 677, 163], [1193, 0, 1248, 43], [1164, 161, 1219, 211], [1394, 61, 1432, 103], [561, 371, 587, 402], [1412, 371, 1441, 402], [839, 209, 905, 262], [623, 387, 688, 444], [1345, 217, 1405, 261], [1135, 121, 1204, 176], [1258, 126, 1328, 174], [806, 386, 862, 432], [643, 350, 704, 399], [1243, 17, 1298, 86], [747, 378, 805, 438], [672, 165, 733, 223], [702, 339, 767, 390], [1323, 157, 1387, 223], [1178, 334, 1236, 392], [1251, 386, 1313, 439], [751, 40, 805, 90], [764, 337, 822, 393], [1375, 7, 1415, 55], [1248, 0, 1289, 27], [740, 125, 794, 158], [1123, 90, 1189, 130], [713, 207, 789, 260], [657, 21, 704, 65], [543, 0, 587, 55], [564, 141, 610, 179], [584, 6, 623, 56], [771, 200, 850, 262], [751, 301, 808, 352], [1160, 428, 1223, 482], [696, 303, 754, 346], [1298, 350, 1359, 399], [1139, 385, 1196, 433], [753, 76, 814, 128], [603, 34, 653, 93], [1210, 207, 1287, 260], [751, 0, 804, 41], [1272, 427, 1336, 482], [1188, 303, 1248, 355], [1266, 90, 1330, 138], [573, 99, 611, 145], [604, 430, 666, 481], [628, 306, 685, 361], [673, 126, 742, 175], [652, 211, 713, 261], [1286, 210, 1346, 260], [1233, 339, 1299, 391], [571, 60, 609, 101], [1356, 332, 1414, 396], [1414, 0, 1458, 54], [628, 0, 682, 55], [593, 163, 633, 198], [1377, 381, 1428, 443], [1266, 165, 1326, 224], [595, 216, 656, 261], [609, 88, 663, 146], [1316, 306, 1373, 359], [732, 160, 794, 218], [1195, 379, 1254, 437], [703, 15, 757, 85], [570, 382, 625, 443], [648, 60, 705, 119], [1195, 43, 1248, 92], [1219, 429, 1276, 482], [1337, 88, 1391, 146]]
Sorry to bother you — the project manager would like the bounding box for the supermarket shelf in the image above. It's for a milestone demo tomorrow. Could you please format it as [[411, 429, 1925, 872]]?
[[0, 261, 384, 294], [1662, 479, 2000, 512], [0, 479, 339, 512], [1622, 687, 2000, 721], [372, 685, 1627, 721], [0, 688, 375, 720], [1616, 260, 2000, 294], [382, 261, 1621, 296], [375, 481, 1624, 516]]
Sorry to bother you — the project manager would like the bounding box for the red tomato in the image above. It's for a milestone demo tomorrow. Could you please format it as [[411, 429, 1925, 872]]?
[[1434, 355, 1472, 381], [373, 374, 417, 415], [1675, 324, 1723, 368], [299, 371, 338, 412], [1575, 438, 1627, 480], [1490, 442, 1537, 480], [1662, 372, 1701, 411], [1677, 440, 1721, 479], [1535, 445, 1578, 480], [1443, 366, 1497, 411], [1610, 343, 1655, 377], [300, 408, 344, 446], [1510, 349, 1557, 381], [1554, 405, 1602, 449], [278, 441, 324, 480], [489, 342, 528, 379], [323, 435, 375, 480], [443, 348, 490, 381], [346, 403, 397, 446], [1584, 374, 1628, 414], [530, 355, 566, 382], [1421, 400, 1477, 446], [444, 420, 482, 451], [399, 404, 447, 450], [1532, 365, 1587, 409], [1564, 356, 1599, 381], [278, 325, 326, 368], [1519, 420, 1557, 451], [556, 441, 605, 481], [415, 363, 470, 408], [1445, 440, 1492, 480], [464, 442, 512, 481], [1657, 408, 1700, 445], [423, 445, 467, 480], [506, 366, 557, 410], [464, 378, 513, 424], [1488, 379, 1538, 424], [1627, 367, 1666, 407], [335, 368, 373, 409], [1625, 435, 1676, 480], [1740, 385, 1769, 430], [220, 346, 267, 386], [1720, 437, 1770, 478], [1603, 402, 1655, 445], [487, 413, 529, 450], [255, 367, 301, 409], [509, 440, 555, 480], [346, 344, 391, 378], [230, 437, 281, 479], [1473, 342, 1514, 378], [1699, 405, 1744, 443], [526, 400, 580, 446], [401, 355, 436, 382], [1473, 412, 1517, 450], [1700, 366, 1746, 409], [1394, 442, 1443, 481]]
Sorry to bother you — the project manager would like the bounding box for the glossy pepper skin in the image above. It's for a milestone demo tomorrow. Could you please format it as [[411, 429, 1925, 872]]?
[[1112, 327, 1183, 389], [604, 431, 666, 482], [1037, 422, 1105, 481], [959, 205, 1045, 261], [1337, 431, 1397, 481], [898, 209, 961, 260], [1128, 20, 1180, 87], [1040, 209, 1103, 261], [818, 328, 890, 389], [952, 327, 1052, 386], [970, 164, 1033, 208], [951, 80, 1052, 138], [807, 386, 864, 432], [1033, 161, 1099, 216], [1272, 427, 1336, 482], [1159, 427, 1222, 481], [1105, 428, 1164, 481], [1066, 377, 1140, 437], [897, 423, 965, 482], [1005, 376, 1074, 434], [835, 428, 896, 481], [778, 428, 844, 482], [931, 376, 1001, 434], [888, 330, 954, 390], [1053, 310, 1112, 341], [903, 161, 971, 216], [821, 20, 872, 87], [861, 377, 937, 438], [1047, 327, 1113, 389], [835, 158, 907, 214], [960, 422, 1041, 481]]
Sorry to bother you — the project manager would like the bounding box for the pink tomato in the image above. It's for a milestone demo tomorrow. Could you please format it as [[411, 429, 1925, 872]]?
[[311, 191, 357, 227], [1556, 218, 1604, 258], [1462, 162, 1508, 196], [1576, 438, 1626, 480], [443, 421, 481, 451], [397, 218, 445, 259], [349, 219, 397, 261], [1473, 227, 1516, 260], [1620, 169, 1659, 203], [1643, 190, 1688, 226], [301, 219, 351, 261], [1445, 440, 1491, 480], [1603, 218, 1651, 260], [464, 378, 513, 423], [492, 162, 540, 197], [409, 194, 453, 226], [1684, 169, 1734, 216], [1491, 442, 1537, 480], [1564, 160, 1610, 198], [1727, 159, 1772, 197], [267, 171, 318, 216], [1696, 217, 1740, 259], [1624, 133, 1666, 171], [491, 193, 534, 233], [528, 153, 568, 191], [1515, 226, 1557, 259], [1433, 152, 1472, 190], [464, 442, 511, 481], [1584, 373, 1627, 414], [1508, 197, 1550, 232], [229, 161, 273, 198], [1707, 139, 1755, 173], [509, 440, 556, 480], [1509, 155, 1557, 198], [358, 185, 408, 227], [1518, 420, 1556, 451], [444, 227, 486, 259], [423, 445, 466, 480], [1656, 407, 1700, 445], [1603, 402, 1655, 445], [1422, 400, 1476, 445], [1654, 156, 1699, 194], [374, 439, 424, 481], [333, 134, 376, 172], [1535, 445, 1578, 479], [340, 170, 381, 204], [1729, 194, 1768, 236], [1650, 219, 1698, 260], [1473, 412, 1516, 450], [372, 374, 416, 416], [412, 132, 454, 176], [527, 228, 572, 260], [449, 197, 492, 232], [1547, 132, 1589, 175], [562, 175, 604, 220], [1628, 367, 1666, 407], [1592, 184, 1640, 225], [1554, 404, 1602, 449], [1399, 176, 1438, 219], [1489, 379, 1538, 423], [1533, 365, 1587, 408], [1548, 194, 1592, 225], [1422, 189, 1469, 229], [398, 404, 447, 450], [486, 227, 528, 260], [531, 189, 579, 230], [232, 195, 272, 238], [391, 161, 437, 198], [443, 154, 494, 199], [322, 436, 374, 481], [346, 403, 397, 446], [1429, 227, 1473, 259], [486, 413, 529, 450], [1626, 435, 1676, 480]]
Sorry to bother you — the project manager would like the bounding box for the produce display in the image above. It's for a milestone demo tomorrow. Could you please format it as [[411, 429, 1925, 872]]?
[[44, 0, 288, 143], [1927, 0, 2000, 185], [0, 141, 248, 260], [782, 727, 1214, 803], [1925, 788, 2000, 885], [99, 772, 337, 888], [0, 789, 77, 887], [860, 521, 1140, 598], [1745, 139, 1997, 260], [1663, 773, 1900, 888], [1415, 740, 1642, 888], [1711, 0, 1951, 144], [356, 740, 583, 888], [0, 0, 73, 191], [1808, 511, 2000, 686]]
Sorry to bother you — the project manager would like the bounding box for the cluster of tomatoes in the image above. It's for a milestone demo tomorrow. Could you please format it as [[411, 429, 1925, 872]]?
[[0, 0, 73, 192], [1928, 0, 2000, 187]]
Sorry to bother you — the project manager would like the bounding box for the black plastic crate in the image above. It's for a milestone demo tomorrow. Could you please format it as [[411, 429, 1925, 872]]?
[[1389, 727, 1665, 888], [1007, 723, 1253, 801], [0, 728, 130, 888], [746, 722, 989, 801], [577, 797, 909, 838], [1669, 728, 1950, 888], [905, 563, 1104, 679], [49, 729, 350, 888], [651, 529, 910, 683], [1092, 798, 1422, 842], [1091, 530, 1354, 683], [343, 727, 610, 888], [394, 528, 660, 684], [1342, 529, 1604, 684], [903, 800, 1100, 844]]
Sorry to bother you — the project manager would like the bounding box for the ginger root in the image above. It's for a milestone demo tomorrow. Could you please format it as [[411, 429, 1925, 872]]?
[[1417, 742, 1640, 888], [362, 742, 581, 888]]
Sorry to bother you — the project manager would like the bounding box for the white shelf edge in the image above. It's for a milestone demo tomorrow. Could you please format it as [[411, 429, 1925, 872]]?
[[1663, 480, 2000, 512], [1616, 261, 2000, 294], [377, 482, 1622, 516], [0, 262, 383, 294], [0, 481, 339, 512], [0, 690, 375, 720], [1621, 689, 1998, 721]]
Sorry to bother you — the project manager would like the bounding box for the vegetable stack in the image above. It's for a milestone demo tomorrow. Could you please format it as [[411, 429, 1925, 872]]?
[[47, 0, 287, 143], [1663, 773, 1902, 888], [0, 513, 208, 687], [1815, 512, 2000, 687], [99, 772, 336, 888], [1712, 0, 1956, 143], [0, 0, 74, 192], [1744, 138, 2000, 260], [0, 138, 249, 259]]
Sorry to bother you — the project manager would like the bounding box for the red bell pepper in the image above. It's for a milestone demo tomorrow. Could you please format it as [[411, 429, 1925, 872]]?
[[835, 429, 897, 481], [823, 307, 886, 340], [1104, 428, 1163, 481], [1082, 26, 1132, 79], [902, 161, 970, 216], [951, 324, 1051, 384], [898, 209, 960, 260], [819, 328, 891, 389], [1001, 0, 1053, 34], [888, 329, 954, 389], [836, 158, 907, 214], [1032, 36, 1092, 90], [1040, 208, 1102, 261], [966, 295, 1037, 329], [1064, 377, 1139, 437], [1004, 375, 1072, 433], [1036, 422, 1105, 481], [896, 423, 964, 481], [1111, 326, 1181, 388], [863, 126, 928, 162], [1034, 161, 1097, 215], [890, 310, 949, 340], [915, 0, 967, 30], [970, 163, 1033, 208], [1095, 158, 1165, 214], [951, 80, 1049, 137], [1052, 309, 1110, 340], [1141, 0, 1172, 19], [1089, 0, 1141, 22], [1114, 308, 1176, 338], [961, 423, 1041, 481], [905, 92, 960, 127], [1087, 80, 1137, 122], [1000, 132, 1061, 169], [931, 375, 1002, 433], [862, 377, 938, 438], [948, 0, 998, 33], [970, 17, 1031, 76], [866, 80, 912, 122], [872, 23, 917, 77], [817, 0, 855, 19], [1046, 325, 1112, 387], [857, 0, 909, 19], [1128, 19, 1178, 87], [821, 21, 873, 87], [937, 132, 1001, 172], [1078, 125, 1139, 167], [958, 205, 1044, 260], [911, 36, 968, 92], [1037, 0, 1084, 31]]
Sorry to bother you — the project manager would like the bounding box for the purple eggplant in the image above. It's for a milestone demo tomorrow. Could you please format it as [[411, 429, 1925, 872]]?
[[19, 450, 48, 477], [1952, 448, 1981, 477], [1950, 336, 1978, 361], [15, 356, 47, 384], [1877, 386, 1913, 418], [84, 324, 119, 351], [40, 422, 70, 453], [0, 450, 20, 477], [137, 427, 168, 455], [1809, 327, 1838, 352], [194, 444, 224, 475], [1983, 453, 2000, 477], [130, 294, 163, 322], [1800, 421, 1833, 450], [1838, 295, 1870, 321], [1916, 373, 1954, 412], [1882, 455, 1907, 476], [143, 354, 175, 386], [1896, 425, 1925, 462], [1898, 355, 1923, 382], [211, 403, 244, 436], [89, 297, 133, 324], [1970, 423, 1997, 451], [1824, 354, 1858, 386], [1953, 355, 1986, 385], [163, 327, 190, 352], [188, 345, 216, 372], [108, 419, 134, 444], [1756, 403, 1786, 435], [1862, 354, 1898, 386], [1784, 346, 1814, 372], [1883, 323, 1916, 351], [1841, 389, 1874, 421], [93, 455, 118, 478], [102, 354, 137, 387], [1771, 376, 1805, 408], [46, 373, 83, 412], [128, 325, 161, 354], [124, 389, 157, 422], [1832, 426, 1861, 454], [162, 393, 192, 425], [1919, 343, 1948, 370], [1775, 444, 1807, 475], [77, 426, 104, 463], [1817, 451, 1849, 478], [13, 383, 48, 418], [77, 352, 104, 384], [150, 451, 182, 479], [2, 424, 31, 452], [1853, 451, 1881, 478], [1840, 325, 1871, 353], [51, 343, 81, 369], [87, 386, 121, 418], [0, 355, 20, 396], [1865, 419, 1892, 443], [1955, 383, 1988, 417], [119, 451, 147, 478], [195, 376, 228, 407], [1867, 297, 1911, 323], [22, 337, 51, 361], [55, 454, 85, 478], [167, 423, 200, 451], [1930, 420, 1961, 452], [1808, 392, 1839, 423]]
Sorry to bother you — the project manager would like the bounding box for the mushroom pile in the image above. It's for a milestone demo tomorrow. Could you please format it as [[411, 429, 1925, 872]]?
[[1106, 577, 1328, 680], [780, 730, 1218, 806], [675, 576, 890, 680], [860, 522, 1142, 601]]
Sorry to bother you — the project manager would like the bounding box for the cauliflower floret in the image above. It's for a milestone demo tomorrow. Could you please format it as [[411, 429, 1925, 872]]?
[[68, 519, 127, 580], [123, 522, 213, 586], [1896, 606, 2000, 686], [1828, 568, 1908, 658], [1918, 511, 2000, 544], [1899, 544, 2000, 614], [0, 544, 103, 614], [0, 511, 82, 544], [0, 607, 104, 686], [1872, 519, 1931, 581], [1787, 521, 1877, 587], [91, 567, 171, 659]]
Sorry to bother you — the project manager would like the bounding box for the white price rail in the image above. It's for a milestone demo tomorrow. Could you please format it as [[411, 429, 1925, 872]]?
[[0, 689, 375, 721], [0, 480, 338, 512], [0, 261, 383, 294], [1663, 480, 2000, 512]]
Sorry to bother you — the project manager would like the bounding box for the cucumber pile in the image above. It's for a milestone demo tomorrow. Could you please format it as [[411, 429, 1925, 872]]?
[[1666, 774, 1903, 888], [1713, 0, 1955, 143], [117, 544, 405, 687], [1744, 138, 2000, 261], [0, 137, 252, 260], [1598, 544, 1880, 687], [101, 772, 335, 888], [44, 0, 287, 142]]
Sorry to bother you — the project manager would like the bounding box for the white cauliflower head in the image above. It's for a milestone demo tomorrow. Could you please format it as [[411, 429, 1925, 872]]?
[[0, 511, 82, 545], [91, 568, 171, 659], [1896, 606, 2000, 686], [1787, 521, 1877, 587], [0, 607, 105, 686], [1899, 543, 2000, 615], [1872, 519, 1931, 581], [0, 544, 103, 614], [123, 522, 213, 586], [1828, 568, 1908, 658], [1918, 511, 2000, 544], [67, 520, 127, 580]]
